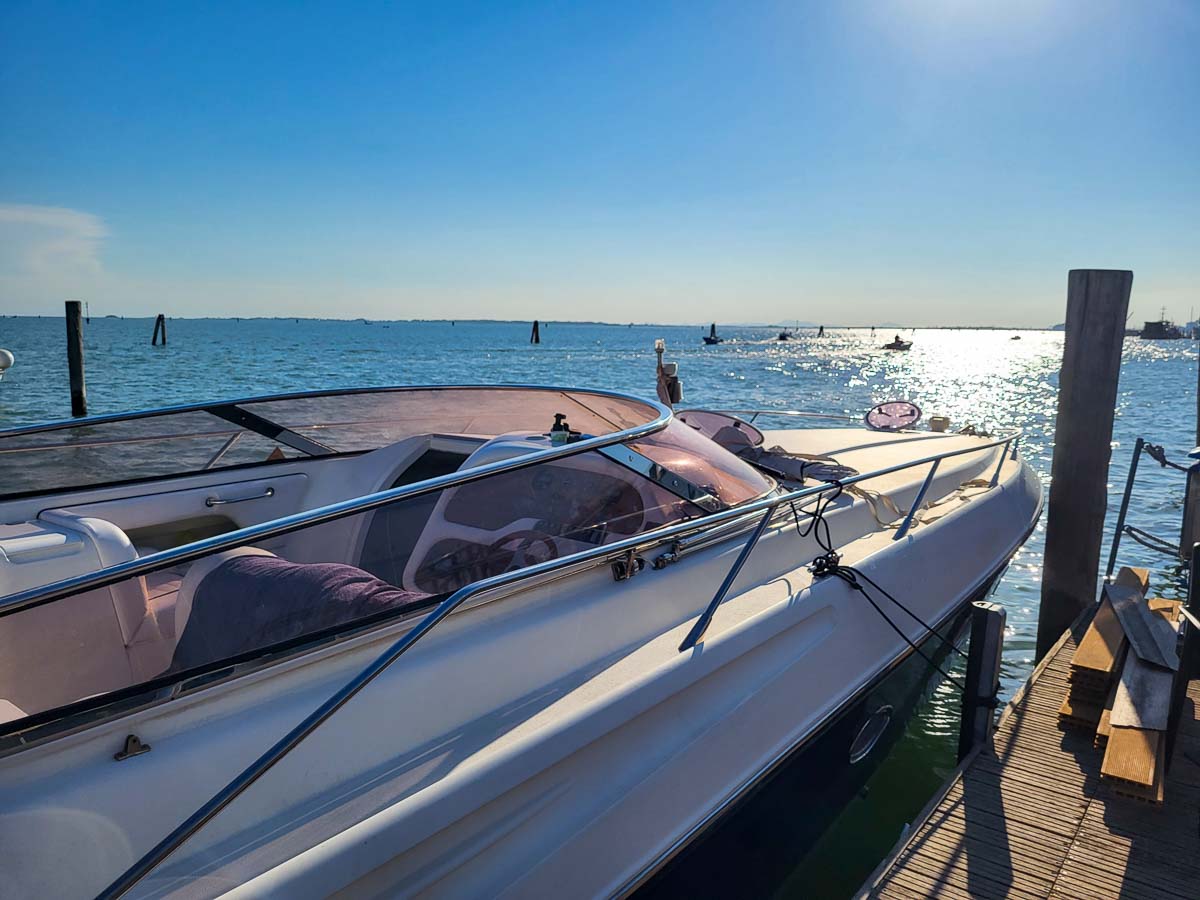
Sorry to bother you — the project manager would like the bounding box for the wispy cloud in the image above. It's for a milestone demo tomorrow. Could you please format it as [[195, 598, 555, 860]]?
[[0, 203, 108, 277]]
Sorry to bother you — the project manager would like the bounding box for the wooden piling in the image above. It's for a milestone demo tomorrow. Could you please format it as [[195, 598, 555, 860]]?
[[1036, 270, 1133, 660], [1165, 544, 1200, 773], [1181, 464, 1200, 563], [152, 313, 167, 346], [957, 600, 1006, 760], [530, 320, 540, 344], [64, 300, 87, 417]]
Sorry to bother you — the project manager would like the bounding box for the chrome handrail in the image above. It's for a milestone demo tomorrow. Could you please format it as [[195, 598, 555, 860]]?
[[678, 504, 777, 650], [97, 426, 1022, 898], [709, 408, 859, 423], [893, 459, 941, 541]]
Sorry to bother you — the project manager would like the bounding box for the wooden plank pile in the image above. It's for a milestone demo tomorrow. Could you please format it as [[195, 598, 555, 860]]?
[[1059, 566, 1182, 804]]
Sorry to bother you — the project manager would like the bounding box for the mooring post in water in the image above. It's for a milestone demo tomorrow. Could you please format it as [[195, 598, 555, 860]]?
[[65, 299, 87, 417], [530, 320, 540, 344], [151, 313, 168, 346], [958, 600, 1006, 761], [1036, 269, 1133, 660]]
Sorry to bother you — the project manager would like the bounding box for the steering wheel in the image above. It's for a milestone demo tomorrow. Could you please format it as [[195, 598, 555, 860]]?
[[487, 530, 559, 572]]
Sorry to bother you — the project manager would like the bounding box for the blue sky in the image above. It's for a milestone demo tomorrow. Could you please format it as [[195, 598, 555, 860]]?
[[1, 1, 1196, 325]]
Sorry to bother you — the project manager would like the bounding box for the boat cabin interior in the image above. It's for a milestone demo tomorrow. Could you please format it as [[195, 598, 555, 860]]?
[[0, 387, 779, 732]]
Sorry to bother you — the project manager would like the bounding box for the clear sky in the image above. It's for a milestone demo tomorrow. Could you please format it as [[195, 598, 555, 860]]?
[[1, 1, 1196, 325]]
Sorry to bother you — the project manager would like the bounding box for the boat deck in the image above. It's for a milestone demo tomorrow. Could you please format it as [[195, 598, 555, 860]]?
[[859, 610, 1200, 899]]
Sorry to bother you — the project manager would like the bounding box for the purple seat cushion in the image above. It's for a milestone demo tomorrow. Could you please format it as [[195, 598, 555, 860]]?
[[171, 555, 435, 673]]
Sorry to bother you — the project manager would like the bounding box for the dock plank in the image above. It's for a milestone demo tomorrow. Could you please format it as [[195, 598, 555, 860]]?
[[861, 605, 1200, 900]]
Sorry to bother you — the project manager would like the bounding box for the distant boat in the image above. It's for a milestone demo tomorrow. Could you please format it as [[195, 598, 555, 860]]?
[[702, 323, 724, 345], [882, 335, 912, 351], [1139, 313, 1185, 340], [777, 329, 794, 341], [1010, 335, 1021, 340]]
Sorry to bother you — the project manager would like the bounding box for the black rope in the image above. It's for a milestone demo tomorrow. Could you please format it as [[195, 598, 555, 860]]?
[[1144, 443, 1192, 472], [811, 552, 969, 694], [788, 481, 844, 552], [787, 483, 970, 692], [1123, 524, 1180, 557]]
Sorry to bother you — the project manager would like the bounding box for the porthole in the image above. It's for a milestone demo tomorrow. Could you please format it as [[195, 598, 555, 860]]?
[[849, 704, 894, 764]]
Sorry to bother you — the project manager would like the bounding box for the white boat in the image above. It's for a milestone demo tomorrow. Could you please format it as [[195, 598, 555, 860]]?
[[0, 386, 1040, 899]]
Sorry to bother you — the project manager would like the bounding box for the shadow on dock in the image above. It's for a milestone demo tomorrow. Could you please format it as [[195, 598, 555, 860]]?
[[864, 614, 1200, 899]]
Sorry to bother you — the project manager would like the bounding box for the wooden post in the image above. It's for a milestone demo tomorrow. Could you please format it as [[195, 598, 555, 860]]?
[[1182, 464, 1200, 562], [1036, 269, 1133, 660], [151, 313, 167, 346], [1165, 542, 1200, 772], [64, 300, 87, 417], [530, 320, 540, 344], [958, 600, 1006, 761]]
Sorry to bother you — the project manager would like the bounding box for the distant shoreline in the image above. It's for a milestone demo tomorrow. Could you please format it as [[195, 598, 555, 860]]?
[[0, 314, 1059, 331]]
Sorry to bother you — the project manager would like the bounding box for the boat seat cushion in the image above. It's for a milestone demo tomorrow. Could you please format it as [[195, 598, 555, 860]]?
[[174, 547, 277, 642], [171, 553, 435, 673]]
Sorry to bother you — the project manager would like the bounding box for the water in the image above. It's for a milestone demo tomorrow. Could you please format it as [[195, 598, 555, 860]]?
[[1, 315, 1196, 896]]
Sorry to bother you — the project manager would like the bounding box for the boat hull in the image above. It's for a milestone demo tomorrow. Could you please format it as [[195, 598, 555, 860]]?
[[0, 432, 1041, 899], [635, 577, 988, 897]]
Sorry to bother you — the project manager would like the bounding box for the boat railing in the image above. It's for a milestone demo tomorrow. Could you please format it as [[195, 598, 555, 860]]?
[[94, 423, 1023, 898], [713, 407, 859, 423]]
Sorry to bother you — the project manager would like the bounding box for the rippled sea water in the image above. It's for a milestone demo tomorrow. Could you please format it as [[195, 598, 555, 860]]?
[[1, 315, 1196, 896]]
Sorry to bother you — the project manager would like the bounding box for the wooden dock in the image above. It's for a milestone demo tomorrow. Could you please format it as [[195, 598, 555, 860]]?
[[860, 611, 1200, 900]]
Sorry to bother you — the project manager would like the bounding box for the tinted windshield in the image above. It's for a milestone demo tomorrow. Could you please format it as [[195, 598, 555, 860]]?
[[0, 387, 661, 498], [629, 419, 774, 505]]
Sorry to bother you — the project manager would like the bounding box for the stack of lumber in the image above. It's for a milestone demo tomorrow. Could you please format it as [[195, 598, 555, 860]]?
[[1096, 597, 1182, 749], [1059, 566, 1184, 804], [1100, 587, 1181, 804], [1059, 567, 1148, 731]]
